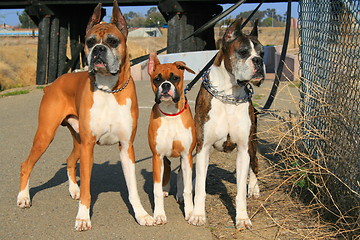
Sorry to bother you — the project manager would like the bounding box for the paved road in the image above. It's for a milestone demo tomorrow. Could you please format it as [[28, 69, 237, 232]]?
[[0, 80, 212, 240], [0, 76, 299, 239]]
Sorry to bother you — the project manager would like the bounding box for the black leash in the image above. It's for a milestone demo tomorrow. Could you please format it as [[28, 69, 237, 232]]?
[[184, 0, 265, 94], [262, 0, 292, 111], [129, 0, 248, 66]]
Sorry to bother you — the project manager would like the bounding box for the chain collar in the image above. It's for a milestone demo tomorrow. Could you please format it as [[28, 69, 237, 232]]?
[[92, 77, 130, 94], [201, 69, 253, 105]]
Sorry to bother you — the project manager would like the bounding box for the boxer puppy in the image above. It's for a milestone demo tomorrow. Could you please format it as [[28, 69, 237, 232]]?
[[147, 53, 196, 225], [188, 18, 264, 229], [16, 1, 154, 231]]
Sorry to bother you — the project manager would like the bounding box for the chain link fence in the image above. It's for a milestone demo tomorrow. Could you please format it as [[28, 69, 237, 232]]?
[[299, 0, 359, 224]]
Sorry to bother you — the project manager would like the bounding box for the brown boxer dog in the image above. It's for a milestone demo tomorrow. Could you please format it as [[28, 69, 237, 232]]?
[[16, 1, 154, 231], [147, 53, 196, 225]]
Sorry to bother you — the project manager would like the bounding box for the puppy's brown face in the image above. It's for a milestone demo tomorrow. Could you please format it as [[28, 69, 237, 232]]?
[[84, 2, 128, 75], [148, 53, 195, 104]]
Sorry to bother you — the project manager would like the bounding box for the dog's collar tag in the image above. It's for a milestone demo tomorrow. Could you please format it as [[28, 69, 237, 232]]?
[[158, 99, 188, 117]]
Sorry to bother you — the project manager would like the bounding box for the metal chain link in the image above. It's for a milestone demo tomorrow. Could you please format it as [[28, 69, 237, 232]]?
[[201, 69, 254, 105]]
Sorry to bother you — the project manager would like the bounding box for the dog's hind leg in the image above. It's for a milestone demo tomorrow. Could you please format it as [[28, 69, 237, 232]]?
[[162, 157, 171, 197], [17, 98, 65, 208], [180, 153, 193, 221], [66, 124, 80, 200], [248, 168, 260, 198]]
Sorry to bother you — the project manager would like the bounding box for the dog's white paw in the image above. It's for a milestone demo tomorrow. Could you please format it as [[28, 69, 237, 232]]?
[[188, 214, 206, 226], [69, 183, 80, 200], [236, 218, 252, 230], [17, 191, 31, 208], [75, 202, 91, 231], [75, 218, 91, 231], [136, 214, 155, 226], [163, 191, 169, 197], [247, 183, 260, 198], [154, 214, 167, 225]]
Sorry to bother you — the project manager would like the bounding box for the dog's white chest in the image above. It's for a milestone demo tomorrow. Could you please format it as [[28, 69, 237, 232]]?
[[156, 116, 192, 157], [90, 91, 132, 145]]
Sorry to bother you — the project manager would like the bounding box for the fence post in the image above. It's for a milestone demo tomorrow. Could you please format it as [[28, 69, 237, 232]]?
[[36, 15, 50, 85], [48, 16, 59, 83], [57, 16, 68, 77], [166, 3, 222, 53]]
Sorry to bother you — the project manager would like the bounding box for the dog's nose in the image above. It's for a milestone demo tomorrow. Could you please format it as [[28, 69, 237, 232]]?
[[93, 45, 106, 55], [161, 82, 171, 92], [252, 57, 263, 66]]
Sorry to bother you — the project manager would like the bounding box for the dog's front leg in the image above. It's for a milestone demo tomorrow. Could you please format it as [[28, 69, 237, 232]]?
[[152, 154, 167, 225], [235, 145, 252, 229], [180, 154, 194, 221], [75, 140, 95, 231], [120, 143, 155, 226], [188, 145, 210, 226]]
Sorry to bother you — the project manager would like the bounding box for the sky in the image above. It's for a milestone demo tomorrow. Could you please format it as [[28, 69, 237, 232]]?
[[0, 2, 299, 27]]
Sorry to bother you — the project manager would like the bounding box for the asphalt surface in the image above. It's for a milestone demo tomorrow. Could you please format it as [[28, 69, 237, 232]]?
[[0, 76, 300, 239], [0, 80, 212, 240]]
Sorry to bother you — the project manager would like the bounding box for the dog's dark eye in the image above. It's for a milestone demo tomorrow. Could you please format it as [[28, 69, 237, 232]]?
[[237, 49, 249, 58], [153, 77, 161, 82], [86, 38, 96, 48], [172, 76, 180, 82], [106, 37, 119, 48]]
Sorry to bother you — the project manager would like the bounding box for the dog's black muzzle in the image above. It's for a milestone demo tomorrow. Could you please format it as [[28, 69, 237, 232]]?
[[155, 82, 180, 104], [89, 45, 110, 73]]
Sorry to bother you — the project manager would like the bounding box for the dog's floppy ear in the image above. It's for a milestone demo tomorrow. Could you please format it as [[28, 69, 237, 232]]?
[[112, 0, 128, 38], [224, 17, 243, 42], [249, 19, 259, 38], [175, 61, 195, 74], [86, 3, 103, 33], [148, 52, 160, 76]]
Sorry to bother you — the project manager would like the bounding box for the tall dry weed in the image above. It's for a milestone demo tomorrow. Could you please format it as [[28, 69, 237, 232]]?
[[257, 69, 360, 239]]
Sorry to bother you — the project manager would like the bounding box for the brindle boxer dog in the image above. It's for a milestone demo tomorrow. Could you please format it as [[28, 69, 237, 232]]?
[[16, 1, 155, 231], [189, 18, 265, 229]]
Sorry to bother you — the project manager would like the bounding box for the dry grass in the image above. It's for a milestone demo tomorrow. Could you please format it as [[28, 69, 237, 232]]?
[[0, 37, 37, 90], [127, 28, 168, 59]]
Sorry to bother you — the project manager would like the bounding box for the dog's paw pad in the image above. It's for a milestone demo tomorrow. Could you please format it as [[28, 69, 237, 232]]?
[[188, 214, 206, 226], [137, 214, 155, 226], [69, 185, 80, 200], [236, 218, 252, 230], [75, 218, 91, 231], [154, 215, 167, 225], [247, 183, 260, 199], [17, 192, 31, 208], [247, 188, 260, 199]]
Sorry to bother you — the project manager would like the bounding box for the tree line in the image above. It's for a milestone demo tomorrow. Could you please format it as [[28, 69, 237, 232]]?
[[217, 8, 287, 27]]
